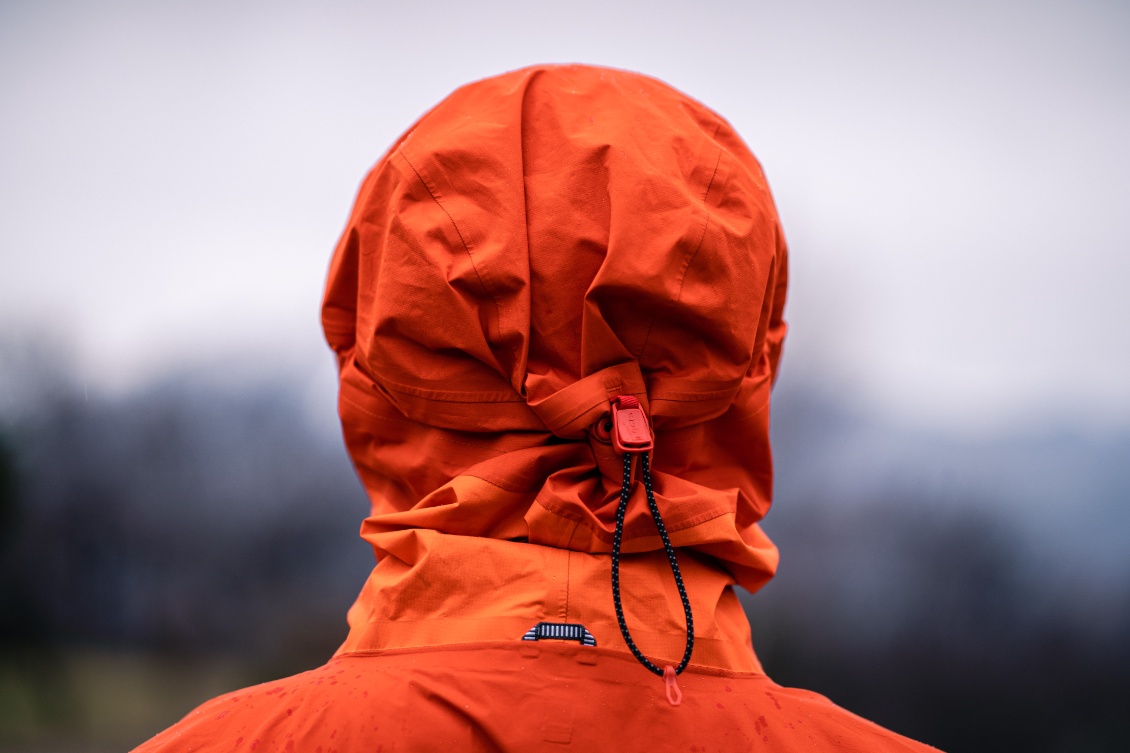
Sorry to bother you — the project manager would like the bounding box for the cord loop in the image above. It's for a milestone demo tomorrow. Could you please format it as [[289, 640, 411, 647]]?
[[610, 450, 695, 677]]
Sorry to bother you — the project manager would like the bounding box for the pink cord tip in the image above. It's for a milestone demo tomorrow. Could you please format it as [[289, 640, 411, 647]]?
[[663, 665, 683, 706]]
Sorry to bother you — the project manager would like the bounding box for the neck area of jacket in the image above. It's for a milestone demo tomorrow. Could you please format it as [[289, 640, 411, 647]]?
[[322, 64, 789, 672]]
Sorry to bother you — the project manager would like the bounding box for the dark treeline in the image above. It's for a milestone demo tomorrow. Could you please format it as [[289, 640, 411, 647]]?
[[1, 355, 1128, 752], [0, 374, 370, 665], [758, 386, 1130, 751]]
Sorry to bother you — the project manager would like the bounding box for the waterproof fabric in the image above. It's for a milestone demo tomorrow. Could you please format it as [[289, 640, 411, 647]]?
[[133, 64, 941, 752], [323, 62, 787, 671], [136, 643, 934, 753]]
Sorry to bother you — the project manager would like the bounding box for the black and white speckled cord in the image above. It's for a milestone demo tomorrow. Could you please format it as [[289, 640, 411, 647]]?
[[610, 451, 695, 676]]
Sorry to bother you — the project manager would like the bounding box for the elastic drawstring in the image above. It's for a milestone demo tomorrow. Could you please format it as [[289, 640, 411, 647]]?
[[608, 398, 694, 704]]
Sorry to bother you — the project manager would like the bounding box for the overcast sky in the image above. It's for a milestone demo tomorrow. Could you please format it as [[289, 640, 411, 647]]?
[[2, 0, 1127, 433]]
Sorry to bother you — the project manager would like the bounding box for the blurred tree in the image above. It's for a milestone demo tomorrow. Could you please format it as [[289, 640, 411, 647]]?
[[1, 344, 1128, 751]]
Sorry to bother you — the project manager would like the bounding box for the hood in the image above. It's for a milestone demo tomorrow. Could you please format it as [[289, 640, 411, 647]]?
[[322, 64, 788, 594]]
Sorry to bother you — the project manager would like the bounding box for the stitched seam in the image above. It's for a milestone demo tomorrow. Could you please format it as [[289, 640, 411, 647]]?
[[334, 641, 767, 677], [675, 144, 723, 306], [340, 395, 513, 455], [636, 127, 724, 365], [380, 383, 527, 404], [459, 471, 543, 493], [338, 395, 422, 426], [563, 524, 579, 621], [518, 72, 541, 388], [353, 366, 526, 403], [535, 495, 737, 543], [348, 354, 526, 405], [396, 147, 506, 343], [536, 382, 626, 430]]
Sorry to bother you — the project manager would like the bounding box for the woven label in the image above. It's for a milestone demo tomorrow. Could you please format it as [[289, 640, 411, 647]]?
[[521, 622, 597, 646]]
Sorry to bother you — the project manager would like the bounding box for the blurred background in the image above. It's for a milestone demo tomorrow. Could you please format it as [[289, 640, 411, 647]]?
[[1, 1, 1127, 751]]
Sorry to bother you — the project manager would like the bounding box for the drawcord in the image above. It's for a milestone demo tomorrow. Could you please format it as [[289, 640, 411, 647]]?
[[608, 400, 694, 706]]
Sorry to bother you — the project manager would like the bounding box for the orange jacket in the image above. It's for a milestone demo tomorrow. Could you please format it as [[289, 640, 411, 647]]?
[[323, 62, 786, 673], [135, 64, 940, 752]]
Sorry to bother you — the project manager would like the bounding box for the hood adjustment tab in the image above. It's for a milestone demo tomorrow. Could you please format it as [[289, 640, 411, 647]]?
[[608, 395, 695, 703], [610, 395, 653, 454]]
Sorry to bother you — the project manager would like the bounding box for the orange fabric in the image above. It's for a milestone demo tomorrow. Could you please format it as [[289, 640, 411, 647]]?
[[323, 63, 787, 670], [133, 64, 940, 752], [136, 643, 936, 753]]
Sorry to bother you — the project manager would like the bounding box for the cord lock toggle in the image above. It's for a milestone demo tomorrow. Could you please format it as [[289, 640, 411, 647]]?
[[610, 395, 653, 454]]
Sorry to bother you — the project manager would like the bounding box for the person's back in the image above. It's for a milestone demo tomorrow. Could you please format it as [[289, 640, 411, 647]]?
[[134, 64, 941, 752]]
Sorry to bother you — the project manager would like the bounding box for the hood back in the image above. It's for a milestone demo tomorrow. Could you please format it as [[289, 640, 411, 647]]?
[[322, 64, 788, 592]]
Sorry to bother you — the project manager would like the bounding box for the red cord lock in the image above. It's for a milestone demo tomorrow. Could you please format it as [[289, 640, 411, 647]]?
[[663, 665, 683, 706], [610, 396, 653, 454]]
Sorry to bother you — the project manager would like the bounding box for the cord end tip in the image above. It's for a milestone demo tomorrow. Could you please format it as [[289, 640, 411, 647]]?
[[663, 665, 683, 706]]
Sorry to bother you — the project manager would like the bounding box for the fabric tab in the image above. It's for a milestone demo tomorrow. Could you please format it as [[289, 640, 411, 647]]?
[[521, 622, 597, 646]]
